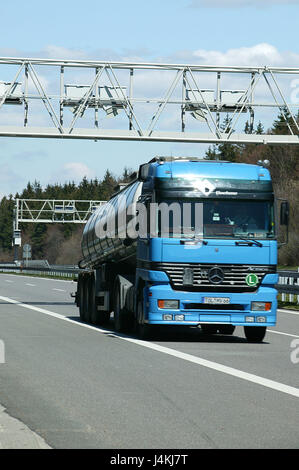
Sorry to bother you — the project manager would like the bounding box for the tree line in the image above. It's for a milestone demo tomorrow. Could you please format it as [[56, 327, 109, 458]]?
[[0, 169, 121, 262]]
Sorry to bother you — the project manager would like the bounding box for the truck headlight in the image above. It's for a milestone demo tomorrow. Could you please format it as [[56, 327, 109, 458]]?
[[158, 299, 179, 309], [251, 302, 272, 311]]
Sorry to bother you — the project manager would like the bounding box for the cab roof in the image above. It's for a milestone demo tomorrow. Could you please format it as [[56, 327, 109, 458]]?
[[143, 158, 271, 182]]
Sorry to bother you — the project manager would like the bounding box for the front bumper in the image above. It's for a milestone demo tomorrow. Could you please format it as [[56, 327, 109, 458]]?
[[145, 284, 277, 327]]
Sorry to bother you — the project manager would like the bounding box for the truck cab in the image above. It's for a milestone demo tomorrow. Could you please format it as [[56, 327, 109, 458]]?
[[134, 157, 281, 342]]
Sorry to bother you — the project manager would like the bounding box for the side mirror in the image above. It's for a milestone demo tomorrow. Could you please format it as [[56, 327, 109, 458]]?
[[280, 201, 289, 226], [138, 163, 150, 181]]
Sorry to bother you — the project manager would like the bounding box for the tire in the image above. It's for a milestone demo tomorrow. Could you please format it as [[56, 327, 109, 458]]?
[[84, 276, 91, 323], [218, 325, 236, 335], [244, 326, 266, 343], [79, 277, 86, 322], [135, 299, 152, 340], [114, 284, 127, 332], [201, 324, 218, 335], [89, 278, 110, 326]]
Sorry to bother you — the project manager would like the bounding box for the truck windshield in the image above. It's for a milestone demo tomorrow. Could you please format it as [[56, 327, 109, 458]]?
[[156, 199, 275, 239]]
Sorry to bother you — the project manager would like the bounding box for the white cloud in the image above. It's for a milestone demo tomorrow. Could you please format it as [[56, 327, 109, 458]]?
[[193, 43, 282, 66], [42, 46, 154, 63], [43, 45, 90, 61], [171, 43, 299, 67], [190, 0, 299, 7], [63, 162, 95, 180], [51, 162, 95, 184]]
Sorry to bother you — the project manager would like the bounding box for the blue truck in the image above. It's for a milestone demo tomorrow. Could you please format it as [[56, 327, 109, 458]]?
[[76, 156, 289, 342]]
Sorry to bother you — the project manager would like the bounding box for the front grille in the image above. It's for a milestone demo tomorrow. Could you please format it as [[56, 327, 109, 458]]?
[[154, 262, 275, 292]]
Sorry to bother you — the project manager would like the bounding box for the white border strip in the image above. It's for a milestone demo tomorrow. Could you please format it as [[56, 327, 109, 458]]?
[[269, 330, 299, 339], [278, 308, 299, 316], [0, 295, 298, 399]]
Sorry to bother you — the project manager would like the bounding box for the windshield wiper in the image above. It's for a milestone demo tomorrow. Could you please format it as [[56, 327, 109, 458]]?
[[235, 237, 263, 247]]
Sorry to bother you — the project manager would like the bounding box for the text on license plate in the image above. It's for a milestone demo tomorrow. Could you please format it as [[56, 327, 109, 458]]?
[[203, 297, 230, 305]]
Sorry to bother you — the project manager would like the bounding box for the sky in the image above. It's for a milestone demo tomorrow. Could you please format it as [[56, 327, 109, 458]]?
[[1, 0, 299, 197]]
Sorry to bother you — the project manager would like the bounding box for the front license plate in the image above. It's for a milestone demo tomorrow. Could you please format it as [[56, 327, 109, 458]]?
[[203, 297, 230, 305]]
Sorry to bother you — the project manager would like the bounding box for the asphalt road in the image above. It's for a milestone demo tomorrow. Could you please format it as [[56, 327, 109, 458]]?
[[0, 273, 298, 449]]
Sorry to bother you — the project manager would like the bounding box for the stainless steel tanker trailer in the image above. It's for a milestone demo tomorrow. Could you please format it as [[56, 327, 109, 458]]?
[[76, 169, 143, 334]]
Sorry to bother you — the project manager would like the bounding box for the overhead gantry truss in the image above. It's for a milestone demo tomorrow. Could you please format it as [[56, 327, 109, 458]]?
[[0, 56, 299, 144], [12, 198, 106, 255], [14, 199, 106, 227]]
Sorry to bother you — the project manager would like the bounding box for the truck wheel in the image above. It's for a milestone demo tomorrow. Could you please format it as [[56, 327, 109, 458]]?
[[218, 325, 235, 335], [114, 285, 127, 332], [79, 277, 86, 322], [244, 326, 266, 343], [84, 276, 91, 323], [90, 278, 110, 326], [136, 299, 152, 340]]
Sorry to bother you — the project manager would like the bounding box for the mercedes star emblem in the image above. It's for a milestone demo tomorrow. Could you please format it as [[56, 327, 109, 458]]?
[[208, 267, 224, 285]]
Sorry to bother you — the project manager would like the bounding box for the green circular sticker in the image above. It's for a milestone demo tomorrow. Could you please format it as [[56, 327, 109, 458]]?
[[246, 273, 259, 287]]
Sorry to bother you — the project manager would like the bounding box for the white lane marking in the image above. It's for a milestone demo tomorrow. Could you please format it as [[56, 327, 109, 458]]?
[[52, 288, 66, 292], [269, 330, 299, 339], [0, 294, 298, 399], [26, 283, 36, 287], [4, 280, 13, 283], [278, 309, 299, 316], [269, 309, 299, 338]]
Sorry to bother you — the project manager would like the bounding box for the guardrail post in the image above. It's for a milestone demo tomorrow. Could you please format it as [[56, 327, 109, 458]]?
[[282, 277, 286, 302]]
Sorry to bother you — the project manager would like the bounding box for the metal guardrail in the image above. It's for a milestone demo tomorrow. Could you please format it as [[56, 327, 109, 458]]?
[[277, 270, 299, 304], [0, 264, 80, 279]]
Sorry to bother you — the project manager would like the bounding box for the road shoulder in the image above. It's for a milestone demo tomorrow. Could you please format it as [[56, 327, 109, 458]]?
[[0, 404, 51, 449]]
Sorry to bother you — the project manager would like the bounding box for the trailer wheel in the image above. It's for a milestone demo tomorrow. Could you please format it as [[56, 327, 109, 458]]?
[[90, 277, 110, 326], [83, 276, 91, 323], [79, 277, 86, 322], [244, 326, 266, 343]]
